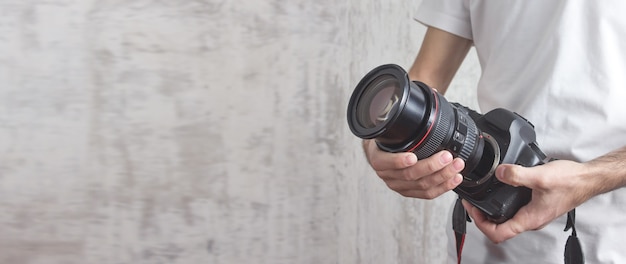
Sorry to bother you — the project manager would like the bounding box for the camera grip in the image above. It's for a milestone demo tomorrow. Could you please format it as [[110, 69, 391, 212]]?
[[458, 183, 531, 224]]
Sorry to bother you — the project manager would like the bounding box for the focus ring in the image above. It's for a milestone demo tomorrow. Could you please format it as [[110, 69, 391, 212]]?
[[459, 112, 477, 160]]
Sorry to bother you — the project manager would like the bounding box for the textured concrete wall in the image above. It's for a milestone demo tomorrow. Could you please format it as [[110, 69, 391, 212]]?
[[0, 0, 479, 263]]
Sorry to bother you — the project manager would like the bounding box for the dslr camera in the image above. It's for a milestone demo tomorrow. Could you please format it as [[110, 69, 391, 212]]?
[[347, 64, 548, 223]]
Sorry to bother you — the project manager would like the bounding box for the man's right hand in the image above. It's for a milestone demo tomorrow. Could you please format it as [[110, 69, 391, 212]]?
[[363, 139, 466, 199]]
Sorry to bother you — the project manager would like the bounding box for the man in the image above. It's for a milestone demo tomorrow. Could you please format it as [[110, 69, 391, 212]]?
[[363, 1, 626, 263]]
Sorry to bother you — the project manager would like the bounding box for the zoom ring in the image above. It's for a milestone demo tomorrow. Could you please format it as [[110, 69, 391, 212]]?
[[414, 100, 454, 159]]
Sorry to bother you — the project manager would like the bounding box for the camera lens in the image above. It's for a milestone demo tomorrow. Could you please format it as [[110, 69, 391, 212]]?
[[347, 64, 488, 182]]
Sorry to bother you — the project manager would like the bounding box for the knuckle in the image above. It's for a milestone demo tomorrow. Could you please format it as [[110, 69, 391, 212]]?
[[384, 180, 408, 192], [376, 171, 390, 180], [422, 189, 439, 200], [446, 176, 461, 190], [423, 193, 437, 200], [510, 223, 526, 237], [414, 180, 429, 190], [426, 159, 441, 173], [440, 169, 455, 182], [383, 180, 396, 189], [398, 190, 416, 198], [369, 157, 385, 171], [533, 177, 550, 189], [490, 232, 515, 244], [400, 170, 415, 181]]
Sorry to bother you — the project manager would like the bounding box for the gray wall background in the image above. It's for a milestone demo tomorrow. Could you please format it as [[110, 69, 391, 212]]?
[[0, 0, 479, 263]]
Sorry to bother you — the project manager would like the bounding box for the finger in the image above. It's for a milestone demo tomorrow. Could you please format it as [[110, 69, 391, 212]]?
[[385, 169, 463, 192], [410, 157, 464, 184], [378, 154, 461, 182], [369, 152, 417, 172], [495, 164, 542, 189], [462, 200, 528, 244], [396, 174, 463, 199], [462, 200, 480, 222], [365, 141, 418, 171], [409, 151, 454, 175]]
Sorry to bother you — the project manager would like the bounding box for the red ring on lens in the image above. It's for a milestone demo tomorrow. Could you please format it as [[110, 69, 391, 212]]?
[[407, 89, 439, 153]]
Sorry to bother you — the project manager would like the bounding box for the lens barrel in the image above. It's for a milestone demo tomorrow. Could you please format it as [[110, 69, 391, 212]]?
[[347, 64, 485, 180]]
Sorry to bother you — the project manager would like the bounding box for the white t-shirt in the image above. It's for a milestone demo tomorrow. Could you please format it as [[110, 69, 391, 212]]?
[[416, 1, 626, 263]]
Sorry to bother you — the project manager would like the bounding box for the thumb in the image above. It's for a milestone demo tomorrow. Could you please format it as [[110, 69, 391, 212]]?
[[495, 164, 537, 188]]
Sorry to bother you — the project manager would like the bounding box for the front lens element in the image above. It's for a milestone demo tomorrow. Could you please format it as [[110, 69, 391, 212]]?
[[356, 75, 402, 129]]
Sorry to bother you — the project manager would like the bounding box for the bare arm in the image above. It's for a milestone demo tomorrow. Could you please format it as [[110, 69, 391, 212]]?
[[362, 26, 473, 200], [408, 27, 473, 94], [584, 146, 626, 194]]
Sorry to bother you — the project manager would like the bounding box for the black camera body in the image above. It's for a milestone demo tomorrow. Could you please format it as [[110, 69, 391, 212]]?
[[347, 64, 549, 223], [453, 103, 546, 223]]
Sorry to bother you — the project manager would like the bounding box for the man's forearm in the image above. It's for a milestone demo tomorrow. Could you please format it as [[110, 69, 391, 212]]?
[[584, 146, 626, 196]]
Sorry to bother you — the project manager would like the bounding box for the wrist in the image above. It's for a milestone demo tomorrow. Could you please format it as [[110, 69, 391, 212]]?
[[575, 161, 606, 201], [581, 155, 626, 197]]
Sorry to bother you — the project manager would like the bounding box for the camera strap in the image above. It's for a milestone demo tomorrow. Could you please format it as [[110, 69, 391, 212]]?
[[452, 198, 584, 264], [452, 196, 469, 264], [564, 209, 584, 264]]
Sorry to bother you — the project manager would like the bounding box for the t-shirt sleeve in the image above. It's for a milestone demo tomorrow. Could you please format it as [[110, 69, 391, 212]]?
[[415, 0, 473, 40]]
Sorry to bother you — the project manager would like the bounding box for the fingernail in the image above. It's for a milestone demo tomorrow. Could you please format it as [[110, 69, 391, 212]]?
[[440, 152, 453, 164], [495, 166, 506, 180], [452, 159, 464, 171], [405, 154, 417, 166]]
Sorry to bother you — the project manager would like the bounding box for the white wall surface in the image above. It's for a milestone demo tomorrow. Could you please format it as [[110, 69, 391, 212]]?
[[0, 0, 479, 263]]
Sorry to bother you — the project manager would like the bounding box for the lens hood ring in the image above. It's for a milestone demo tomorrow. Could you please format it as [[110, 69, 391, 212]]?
[[347, 64, 411, 139]]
